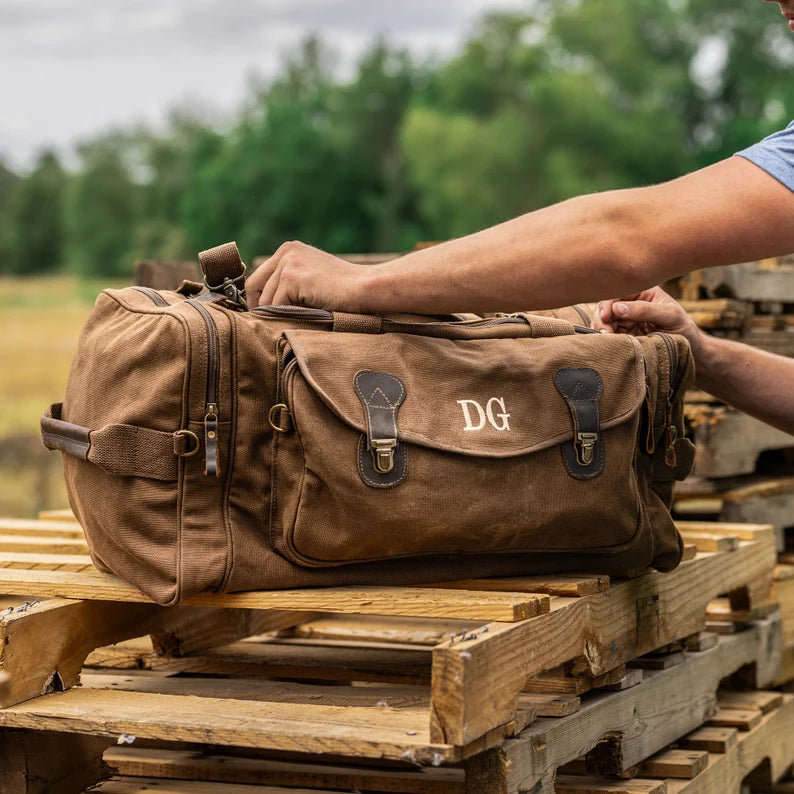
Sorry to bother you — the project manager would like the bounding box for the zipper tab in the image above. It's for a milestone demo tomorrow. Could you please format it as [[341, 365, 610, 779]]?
[[656, 332, 680, 468], [665, 403, 678, 467], [204, 403, 219, 477]]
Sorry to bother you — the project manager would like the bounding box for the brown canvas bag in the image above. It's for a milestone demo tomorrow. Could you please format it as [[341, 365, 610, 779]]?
[[42, 243, 695, 605]]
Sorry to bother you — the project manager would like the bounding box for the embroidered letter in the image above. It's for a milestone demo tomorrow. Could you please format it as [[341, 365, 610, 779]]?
[[486, 397, 511, 431], [457, 399, 486, 431]]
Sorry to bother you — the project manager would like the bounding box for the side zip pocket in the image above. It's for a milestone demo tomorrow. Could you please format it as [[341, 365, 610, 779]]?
[[187, 299, 221, 477]]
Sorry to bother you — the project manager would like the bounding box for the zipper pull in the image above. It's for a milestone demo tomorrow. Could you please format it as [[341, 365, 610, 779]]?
[[204, 403, 219, 477], [665, 398, 678, 467]]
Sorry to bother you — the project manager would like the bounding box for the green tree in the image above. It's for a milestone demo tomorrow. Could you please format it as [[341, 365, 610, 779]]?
[[4, 151, 66, 274], [65, 135, 140, 278], [0, 160, 20, 273]]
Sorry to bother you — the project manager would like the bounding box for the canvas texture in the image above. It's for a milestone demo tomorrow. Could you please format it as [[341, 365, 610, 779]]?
[[41, 244, 695, 605]]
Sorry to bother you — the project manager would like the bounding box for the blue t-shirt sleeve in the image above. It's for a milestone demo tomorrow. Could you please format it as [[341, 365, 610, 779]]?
[[735, 121, 794, 193]]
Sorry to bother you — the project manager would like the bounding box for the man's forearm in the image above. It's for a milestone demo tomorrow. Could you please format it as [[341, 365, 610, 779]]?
[[360, 190, 660, 313], [695, 334, 794, 435], [356, 158, 794, 314]]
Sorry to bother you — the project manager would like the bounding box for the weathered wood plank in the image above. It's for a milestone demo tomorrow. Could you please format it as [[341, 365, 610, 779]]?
[[37, 509, 78, 523], [676, 532, 738, 553], [0, 569, 548, 621], [292, 615, 477, 645], [0, 519, 85, 538], [103, 747, 464, 794], [677, 727, 737, 753], [0, 599, 318, 708], [91, 778, 339, 793], [0, 535, 89, 554], [640, 749, 708, 779], [0, 687, 471, 764], [0, 728, 112, 794], [555, 776, 666, 793], [0, 552, 95, 572], [420, 574, 610, 597], [87, 635, 432, 684]]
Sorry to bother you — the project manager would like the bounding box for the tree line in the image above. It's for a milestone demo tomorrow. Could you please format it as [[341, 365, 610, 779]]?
[[1, 0, 793, 278]]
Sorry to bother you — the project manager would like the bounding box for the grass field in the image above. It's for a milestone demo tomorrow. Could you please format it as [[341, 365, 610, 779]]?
[[0, 274, 129, 516]]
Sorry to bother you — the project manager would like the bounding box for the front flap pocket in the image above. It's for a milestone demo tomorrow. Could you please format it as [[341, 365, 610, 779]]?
[[271, 329, 647, 566]]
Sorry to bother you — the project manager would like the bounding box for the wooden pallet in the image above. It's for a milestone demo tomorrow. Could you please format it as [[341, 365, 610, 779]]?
[[0, 517, 778, 751], [0, 620, 779, 794], [684, 403, 794, 479]]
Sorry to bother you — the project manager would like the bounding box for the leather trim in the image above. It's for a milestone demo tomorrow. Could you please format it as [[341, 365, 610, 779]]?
[[40, 403, 180, 481], [41, 403, 90, 460], [554, 368, 605, 479]]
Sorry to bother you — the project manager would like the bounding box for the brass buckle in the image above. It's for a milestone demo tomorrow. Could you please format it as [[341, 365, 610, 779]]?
[[174, 429, 200, 457], [203, 263, 248, 310], [575, 432, 598, 466], [370, 438, 397, 474], [268, 403, 291, 433]]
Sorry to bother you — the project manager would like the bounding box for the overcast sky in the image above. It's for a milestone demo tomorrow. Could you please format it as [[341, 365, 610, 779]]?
[[1, 0, 529, 170]]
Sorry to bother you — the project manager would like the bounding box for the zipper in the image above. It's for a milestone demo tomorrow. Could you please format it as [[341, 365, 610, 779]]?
[[187, 299, 220, 477], [655, 332, 680, 467], [641, 356, 655, 454], [572, 304, 592, 326], [253, 305, 334, 321], [132, 286, 168, 307]]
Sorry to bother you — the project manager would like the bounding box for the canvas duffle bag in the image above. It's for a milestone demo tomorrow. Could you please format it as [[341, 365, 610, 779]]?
[[41, 242, 695, 605]]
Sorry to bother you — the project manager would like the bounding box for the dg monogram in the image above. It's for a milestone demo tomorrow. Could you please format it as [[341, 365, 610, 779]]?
[[456, 397, 511, 431]]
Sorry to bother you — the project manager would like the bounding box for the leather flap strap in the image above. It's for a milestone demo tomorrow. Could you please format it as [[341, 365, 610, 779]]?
[[41, 403, 180, 481], [554, 368, 605, 479], [354, 371, 407, 488]]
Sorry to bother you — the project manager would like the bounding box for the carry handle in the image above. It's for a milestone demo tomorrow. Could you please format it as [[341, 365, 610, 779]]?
[[198, 242, 247, 308], [331, 311, 577, 340], [41, 403, 186, 481]]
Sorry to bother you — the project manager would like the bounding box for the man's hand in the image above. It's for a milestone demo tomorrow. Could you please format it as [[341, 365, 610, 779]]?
[[246, 241, 371, 311], [593, 286, 704, 357]]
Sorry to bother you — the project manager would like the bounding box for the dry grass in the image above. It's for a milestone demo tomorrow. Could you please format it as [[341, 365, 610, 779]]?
[[0, 275, 128, 435], [0, 274, 129, 516]]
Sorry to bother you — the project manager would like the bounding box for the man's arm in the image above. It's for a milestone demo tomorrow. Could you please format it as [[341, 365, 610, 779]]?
[[593, 287, 794, 436], [246, 157, 794, 313]]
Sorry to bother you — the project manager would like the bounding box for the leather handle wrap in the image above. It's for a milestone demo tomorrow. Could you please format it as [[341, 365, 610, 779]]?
[[332, 312, 384, 333], [41, 404, 179, 481]]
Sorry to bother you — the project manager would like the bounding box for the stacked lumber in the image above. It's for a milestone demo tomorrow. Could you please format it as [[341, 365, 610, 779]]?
[[667, 256, 794, 358], [665, 259, 794, 693], [0, 514, 787, 793]]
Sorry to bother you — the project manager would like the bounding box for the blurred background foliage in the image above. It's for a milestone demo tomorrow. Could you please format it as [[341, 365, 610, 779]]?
[[1, 0, 794, 276]]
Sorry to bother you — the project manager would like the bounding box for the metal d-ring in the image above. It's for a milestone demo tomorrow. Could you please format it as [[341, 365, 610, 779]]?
[[203, 261, 247, 292], [268, 403, 291, 432], [174, 429, 200, 457]]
